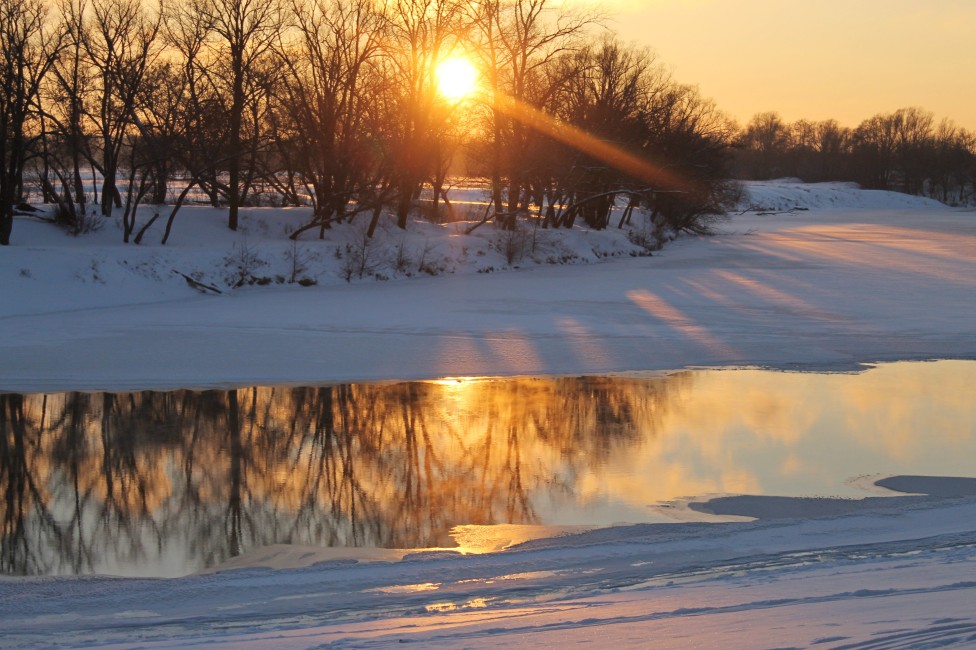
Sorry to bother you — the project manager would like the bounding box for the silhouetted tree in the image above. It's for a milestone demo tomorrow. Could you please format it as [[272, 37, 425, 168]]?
[[83, 0, 161, 218], [178, 0, 285, 230], [1, 0, 64, 245], [275, 0, 386, 236]]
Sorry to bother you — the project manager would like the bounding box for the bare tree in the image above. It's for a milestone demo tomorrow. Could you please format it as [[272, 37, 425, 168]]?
[[161, 2, 226, 208], [525, 38, 735, 234], [275, 0, 385, 237], [812, 119, 850, 181], [383, 0, 465, 229], [891, 107, 934, 195], [1, 0, 64, 245], [45, 0, 95, 225], [179, 0, 285, 230], [553, 39, 661, 228], [469, 0, 594, 225], [83, 0, 162, 218], [738, 112, 790, 180]]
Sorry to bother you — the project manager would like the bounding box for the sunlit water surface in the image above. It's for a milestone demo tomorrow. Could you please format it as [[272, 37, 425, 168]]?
[[2, 360, 974, 577]]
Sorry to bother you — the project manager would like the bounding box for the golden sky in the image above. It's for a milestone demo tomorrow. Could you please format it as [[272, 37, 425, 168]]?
[[605, 0, 976, 131]]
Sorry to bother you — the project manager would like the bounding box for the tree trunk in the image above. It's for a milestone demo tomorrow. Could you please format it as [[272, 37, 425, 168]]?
[[227, 53, 244, 231], [0, 208, 12, 245]]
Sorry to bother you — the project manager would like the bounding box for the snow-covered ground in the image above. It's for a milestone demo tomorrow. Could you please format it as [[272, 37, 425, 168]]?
[[1, 181, 975, 648], [0, 181, 972, 392]]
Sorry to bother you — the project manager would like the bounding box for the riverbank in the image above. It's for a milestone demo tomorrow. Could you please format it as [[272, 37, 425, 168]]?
[[1, 181, 974, 648]]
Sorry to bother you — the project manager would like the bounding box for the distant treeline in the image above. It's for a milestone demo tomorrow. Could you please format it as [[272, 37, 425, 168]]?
[[733, 109, 975, 205]]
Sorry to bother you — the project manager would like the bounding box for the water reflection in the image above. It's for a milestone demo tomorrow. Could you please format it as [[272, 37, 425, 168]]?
[[0, 376, 684, 577], [2, 361, 975, 578]]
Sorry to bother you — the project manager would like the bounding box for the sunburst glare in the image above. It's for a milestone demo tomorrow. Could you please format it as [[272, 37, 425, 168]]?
[[436, 57, 479, 101]]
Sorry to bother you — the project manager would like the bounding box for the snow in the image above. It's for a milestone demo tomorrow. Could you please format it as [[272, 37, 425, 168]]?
[[2, 493, 976, 648], [1, 181, 973, 392], [1, 180, 975, 648]]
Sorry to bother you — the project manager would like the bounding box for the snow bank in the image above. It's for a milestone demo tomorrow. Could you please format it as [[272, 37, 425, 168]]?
[[3, 199, 650, 317], [2, 182, 974, 393], [739, 179, 949, 212], [1, 180, 952, 319]]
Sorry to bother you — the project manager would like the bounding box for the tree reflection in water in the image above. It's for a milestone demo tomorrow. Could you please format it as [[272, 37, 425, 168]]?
[[0, 375, 687, 576]]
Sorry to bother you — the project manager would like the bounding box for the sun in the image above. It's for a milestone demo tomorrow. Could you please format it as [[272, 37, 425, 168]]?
[[436, 57, 479, 101]]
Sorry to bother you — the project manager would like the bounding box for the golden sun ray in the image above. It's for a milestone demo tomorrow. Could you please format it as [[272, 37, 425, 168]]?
[[492, 93, 693, 192]]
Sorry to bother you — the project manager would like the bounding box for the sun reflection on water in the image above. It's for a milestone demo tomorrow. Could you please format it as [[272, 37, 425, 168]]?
[[2, 360, 974, 577]]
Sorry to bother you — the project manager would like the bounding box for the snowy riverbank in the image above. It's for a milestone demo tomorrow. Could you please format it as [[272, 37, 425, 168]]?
[[1, 181, 973, 392], [1, 181, 975, 648]]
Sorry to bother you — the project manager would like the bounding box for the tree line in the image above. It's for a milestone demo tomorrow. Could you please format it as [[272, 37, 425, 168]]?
[[1, 0, 737, 246], [734, 108, 976, 205], [5, 0, 972, 249]]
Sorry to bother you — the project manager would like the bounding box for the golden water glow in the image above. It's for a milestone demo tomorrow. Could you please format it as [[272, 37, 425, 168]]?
[[3, 361, 975, 577], [436, 57, 479, 101]]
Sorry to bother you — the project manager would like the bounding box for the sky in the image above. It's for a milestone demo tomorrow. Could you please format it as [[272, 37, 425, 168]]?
[[605, 0, 976, 131]]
